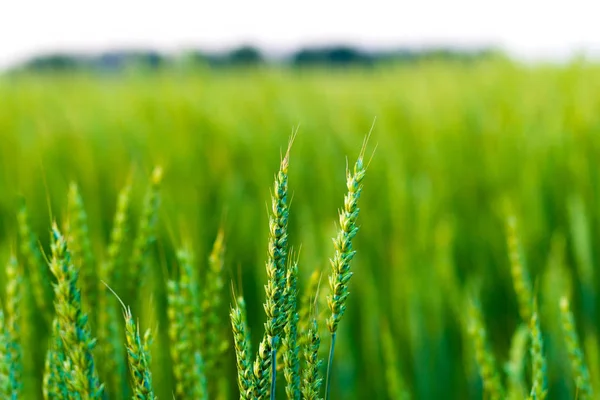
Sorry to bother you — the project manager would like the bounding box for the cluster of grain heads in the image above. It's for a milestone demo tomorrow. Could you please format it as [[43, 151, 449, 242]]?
[[45, 225, 104, 398], [325, 137, 369, 400], [466, 298, 505, 400], [66, 183, 97, 323], [17, 202, 53, 324], [231, 297, 254, 399], [128, 166, 163, 300], [559, 296, 593, 399]]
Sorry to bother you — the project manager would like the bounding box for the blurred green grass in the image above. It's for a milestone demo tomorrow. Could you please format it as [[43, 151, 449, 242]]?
[[2, 60, 600, 399]]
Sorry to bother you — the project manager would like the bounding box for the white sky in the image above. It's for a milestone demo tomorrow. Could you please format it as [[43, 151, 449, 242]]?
[[1, 0, 599, 68]]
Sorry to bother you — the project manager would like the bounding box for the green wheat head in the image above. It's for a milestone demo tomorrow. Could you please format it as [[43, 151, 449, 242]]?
[[48, 224, 104, 398]]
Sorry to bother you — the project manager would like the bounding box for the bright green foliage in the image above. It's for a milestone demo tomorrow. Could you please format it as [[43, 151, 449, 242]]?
[[4, 64, 600, 399]]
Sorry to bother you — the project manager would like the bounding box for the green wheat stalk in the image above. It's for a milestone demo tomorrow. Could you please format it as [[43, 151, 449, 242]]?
[[66, 182, 97, 321], [506, 216, 533, 323], [48, 224, 104, 398], [123, 307, 156, 400], [505, 323, 528, 400], [0, 310, 11, 398], [255, 136, 294, 400], [97, 183, 131, 395], [301, 318, 323, 400], [17, 202, 52, 322], [325, 137, 370, 400], [529, 300, 547, 400], [298, 270, 321, 352], [42, 318, 69, 399], [128, 166, 162, 299], [167, 279, 191, 398], [282, 254, 301, 400], [560, 296, 593, 399], [467, 298, 505, 400], [3, 255, 22, 399], [177, 249, 209, 398], [200, 230, 229, 374], [231, 296, 255, 399], [381, 320, 410, 400]]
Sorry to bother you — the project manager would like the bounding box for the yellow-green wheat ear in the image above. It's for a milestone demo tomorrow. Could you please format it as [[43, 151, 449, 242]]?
[[231, 296, 255, 399], [325, 137, 370, 400], [255, 135, 294, 400], [529, 300, 547, 400], [3, 255, 23, 399], [166, 279, 191, 398], [200, 229, 229, 376], [506, 216, 533, 323], [97, 183, 131, 394], [123, 307, 156, 400], [298, 270, 321, 350], [381, 320, 410, 400], [505, 323, 528, 400], [17, 202, 53, 323], [66, 182, 97, 324], [466, 298, 505, 400], [301, 318, 323, 400], [128, 166, 163, 301], [48, 224, 104, 398], [560, 296, 593, 399], [176, 248, 209, 398]]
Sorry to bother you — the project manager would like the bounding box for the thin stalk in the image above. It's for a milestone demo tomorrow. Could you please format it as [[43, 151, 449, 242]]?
[[270, 340, 277, 400], [325, 332, 337, 400]]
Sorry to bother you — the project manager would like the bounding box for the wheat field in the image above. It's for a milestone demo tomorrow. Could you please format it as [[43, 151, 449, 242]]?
[[2, 59, 600, 399]]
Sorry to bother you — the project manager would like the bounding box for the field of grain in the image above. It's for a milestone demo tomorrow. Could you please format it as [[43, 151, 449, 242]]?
[[2, 59, 600, 399]]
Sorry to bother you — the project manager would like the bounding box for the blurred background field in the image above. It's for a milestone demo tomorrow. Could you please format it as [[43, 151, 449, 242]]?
[[2, 58, 600, 399]]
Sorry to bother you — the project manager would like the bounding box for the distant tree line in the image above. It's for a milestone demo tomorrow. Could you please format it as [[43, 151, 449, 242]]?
[[14, 45, 499, 73]]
